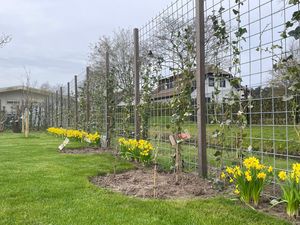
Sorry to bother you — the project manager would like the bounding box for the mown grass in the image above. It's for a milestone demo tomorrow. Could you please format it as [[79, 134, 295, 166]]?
[[147, 115, 300, 155], [0, 132, 291, 225], [115, 115, 300, 155]]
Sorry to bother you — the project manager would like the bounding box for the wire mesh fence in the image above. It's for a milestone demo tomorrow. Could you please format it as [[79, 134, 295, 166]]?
[[38, 0, 300, 195]]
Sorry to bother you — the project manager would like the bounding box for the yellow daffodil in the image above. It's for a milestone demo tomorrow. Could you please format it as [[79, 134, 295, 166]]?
[[257, 172, 267, 180], [278, 171, 287, 181]]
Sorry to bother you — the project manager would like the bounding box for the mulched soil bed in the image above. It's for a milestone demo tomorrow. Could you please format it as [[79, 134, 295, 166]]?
[[60, 147, 115, 154], [91, 167, 300, 223], [91, 168, 228, 199]]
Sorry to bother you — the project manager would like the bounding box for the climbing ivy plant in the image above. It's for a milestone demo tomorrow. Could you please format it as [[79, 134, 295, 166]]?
[[209, 0, 249, 167], [168, 25, 196, 175], [140, 53, 163, 140], [229, 0, 249, 162], [209, 6, 231, 168], [273, 0, 300, 143]]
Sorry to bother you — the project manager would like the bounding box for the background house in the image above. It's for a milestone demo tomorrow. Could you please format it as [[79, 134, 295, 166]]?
[[0, 86, 50, 116], [152, 65, 240, 103]]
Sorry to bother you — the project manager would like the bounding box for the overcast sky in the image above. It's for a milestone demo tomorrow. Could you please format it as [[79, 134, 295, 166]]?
[[0, 0, 173, 88]]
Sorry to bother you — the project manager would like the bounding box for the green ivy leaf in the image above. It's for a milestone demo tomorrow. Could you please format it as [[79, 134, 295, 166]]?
[[280, 31, 288, 39], [233, 9, 239, 15], [288, 26, 300, 39], [292, 11, 300, 21], [286, 21, 294, 28]]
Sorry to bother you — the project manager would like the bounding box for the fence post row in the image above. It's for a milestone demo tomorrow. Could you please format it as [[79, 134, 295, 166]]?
[[105, 52, 110, 148], [133, 28, 140, 140], [195, 0, 208, 178], [75, 75, 78, 130]]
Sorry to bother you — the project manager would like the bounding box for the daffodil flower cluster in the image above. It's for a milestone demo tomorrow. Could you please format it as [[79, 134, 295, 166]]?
[[277, 163, 300, 217], [118, 138, 154, 164], [47, 127, 100, 145], [221, 156, 273, 206]]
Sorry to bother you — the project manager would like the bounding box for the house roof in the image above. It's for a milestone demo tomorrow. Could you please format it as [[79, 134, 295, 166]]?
[[0, 86, 52, 96]]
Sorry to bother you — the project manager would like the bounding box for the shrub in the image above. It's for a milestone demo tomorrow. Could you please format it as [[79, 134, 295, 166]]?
[[118, 138, 154, 164], [277, 163, 300, 217], [222, 156, 273, 206]]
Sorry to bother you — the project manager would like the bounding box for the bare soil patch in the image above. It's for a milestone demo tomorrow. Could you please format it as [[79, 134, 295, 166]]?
[[60, 147, 115, 155], [91, 168, 227, 199]]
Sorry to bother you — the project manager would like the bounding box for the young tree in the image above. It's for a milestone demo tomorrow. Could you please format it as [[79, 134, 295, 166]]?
[[89, 29, 134, 137]]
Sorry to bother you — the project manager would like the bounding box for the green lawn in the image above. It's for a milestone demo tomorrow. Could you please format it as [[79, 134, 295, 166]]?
[[114, 115, 300, 155], [0, 132, 291, 225], [149, 116, 300, 154]]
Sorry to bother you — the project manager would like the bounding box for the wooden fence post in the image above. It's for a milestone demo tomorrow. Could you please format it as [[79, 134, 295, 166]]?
[[105, 52, 110, 148], [67, 82, 70, 128], [75, 75, 79, 130], [86, 67, 91, 132], [55, 91, 58, 127], [133, 28, 140, 140], [195, 0, 208, 178], [60, 87, 63, 127]]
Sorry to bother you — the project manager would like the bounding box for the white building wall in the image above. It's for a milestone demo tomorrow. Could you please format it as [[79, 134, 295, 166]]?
[[0, 90, 46, 113], [191, 78, 234, 102]]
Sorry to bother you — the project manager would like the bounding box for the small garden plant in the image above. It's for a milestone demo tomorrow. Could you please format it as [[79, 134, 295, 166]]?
[[222, 156, 273, 207], [277, 163, 300, 217], [118, 138, 154, 164]]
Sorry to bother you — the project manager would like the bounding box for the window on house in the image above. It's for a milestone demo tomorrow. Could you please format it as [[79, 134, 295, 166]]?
[[208, 77, 214, 87], [192, 80, 196, 88], [159, 83, 165, 91], [7, 100, 20, 105], [166, 81, 173, 89], [220, 79, 226, 88]]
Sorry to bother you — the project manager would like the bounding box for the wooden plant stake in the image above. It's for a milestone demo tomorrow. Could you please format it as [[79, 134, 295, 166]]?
[[169, 135, 180, 185], [175, 143, 182, 185], [153, 149, 158, 198], [25, 108, 29, 138]]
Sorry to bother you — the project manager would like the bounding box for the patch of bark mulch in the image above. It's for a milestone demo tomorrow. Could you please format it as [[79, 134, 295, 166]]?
[[91, 167, 299, 223], [60, 147, 115, 155], [91, 168, 228, 199]]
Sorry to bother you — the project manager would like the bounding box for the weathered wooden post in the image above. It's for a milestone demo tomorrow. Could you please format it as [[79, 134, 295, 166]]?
[[45, 97, 48, 128], [74, 75, 79, 130], [51, 93, 54, 127], [25, 108, 29, 137], [133, 28, 140, 140], [21, 99, 25, 133], [67, 82, 70, 128], [55, 90, 59, 127], [195, 0, 208, 178], [60, 87, 63, 127], [105, 52, 110, 148], [24, 99, 29, 138], [86, 67, 91, 132]]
